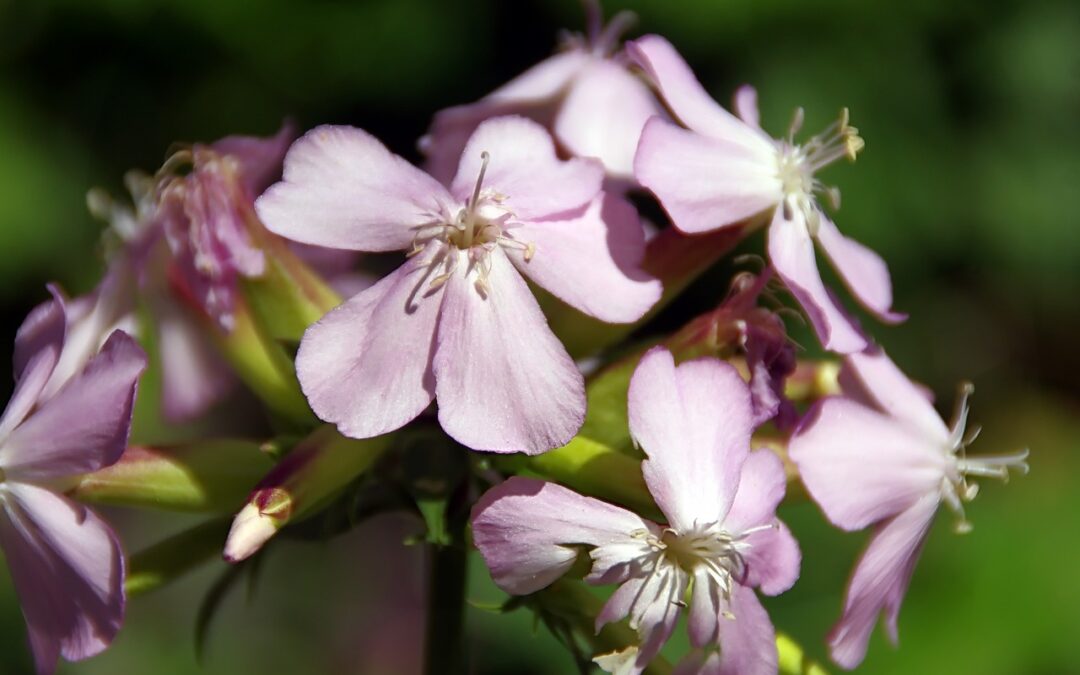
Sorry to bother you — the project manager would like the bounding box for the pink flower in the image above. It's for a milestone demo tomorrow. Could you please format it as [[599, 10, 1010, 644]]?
[[629, 34, 904, 354], [788, 348, 1028, 668], [472, 348, 800, 673], [420, 2, 663, 184], [0, 290, 147, 675], [257, 116, 660, 454]]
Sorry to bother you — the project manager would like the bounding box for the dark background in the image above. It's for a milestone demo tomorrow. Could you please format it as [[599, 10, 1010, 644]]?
[[0, 0, 1076, 672]]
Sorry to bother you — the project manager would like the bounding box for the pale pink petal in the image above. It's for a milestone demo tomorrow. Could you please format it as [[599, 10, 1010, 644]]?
[[433, 249, 584, 454], [688, 566, 720, 647], [627, 348, 753, 530], [842, 347, 950, 442], [211, 121, 296, 198], [634, 117, 781, 234], [487, 49, 592, 102], [420, 50, 610, 185], [470, 477, 651, 595], [0, 331, 146, 481], [828, 494, 938, 669], [296, 251, 443, 439], [554, 60, 664, 180], [788, 397, 946, 531], [626, 35, 773, 154], [451, 116, 602, 221], [767, 209, 868, 354], [154, 295, 235, 422], [597, 569, 686, 668], [0, 484, 124, 672], [507, 194, 660, 323], [724, 450, 801, 596], [815, 216, 905, 324], [1, 291, 65, 440], [733, 85, 761, 128], [715, 585, 777, 675], [256, 125, 451, 252]]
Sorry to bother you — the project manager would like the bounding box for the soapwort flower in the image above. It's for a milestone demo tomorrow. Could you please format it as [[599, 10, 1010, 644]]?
[[420, 0, 663, 184], [0, 290, 146, 675], [472, 348, 799, 672], [630, 34, 903, 353], [257, 115, 660, 454], [788, 347, 1028, 668]]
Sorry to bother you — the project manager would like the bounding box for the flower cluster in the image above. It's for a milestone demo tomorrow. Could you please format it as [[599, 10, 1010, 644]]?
[[0, 3, 1027, 675]]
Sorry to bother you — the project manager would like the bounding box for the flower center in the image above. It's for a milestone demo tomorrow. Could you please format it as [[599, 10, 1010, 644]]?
[[775, 108, 864, 235], [411, 151, 535, 296], [940, 382, 1030, 533]]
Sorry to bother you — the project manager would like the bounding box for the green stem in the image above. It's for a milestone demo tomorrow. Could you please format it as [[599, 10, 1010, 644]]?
[[423, 518, 468, 675]]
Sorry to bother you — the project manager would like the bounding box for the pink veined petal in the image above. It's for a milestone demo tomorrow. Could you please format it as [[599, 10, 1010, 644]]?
[[634, 117, 781, 235], [451, 116, 602, 221], [626, 35, 773, 155], [597, 568, 687, 670], [554, 59, 665, 180], [842, 347, 951, 442], [256, 125, 452, 252], [0, 331, 146, 481], [627, 347, 753, 530], [154, 294, 236, 422], [0, 290, 66, 440], [507, 194, 661, 323], [815, 216, 906, 324], [211, 121, 296, 198], [733, 85, 761, 129], [433, 249, 585, 454], [788, 397, 947, 532], [724, 450, 801, 596], [296, 250, 443, 440], [828, 493, 938, 670], [767, 209, 868, 354], [0, 484, 124, 673], [470, 476, 652, 595], [715, 584, 778, 675]]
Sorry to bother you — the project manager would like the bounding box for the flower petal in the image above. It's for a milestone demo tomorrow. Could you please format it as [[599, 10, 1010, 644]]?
[[815, 216, 905, 324], [554, 60, 664, 180], [767, 209, 868, 354], [211, 121, 296, 198], [0, 484, 124, 672], [688, 566, 720, 647], [0, 290, 66, 440], [256, 125, 451, 252], [634, 117, 780, 234], [715, 585, 778, 675], [451, 116, 602, 221], [626, 35, 773, 153], [788, 397, 946, 531], [508, 194, 661, 323], [842, 347, 950, 442], [0, 331, 146, 481], [433, 249, 584, 454], [597, 568, 686, 669], [419, 50, 591, 185], [725, 450, 801, 596], [154, 294, 235, 422], [296, 250, 443, 439], [627, 347, 753, 530], [471, 476, 652, 595], [828, 494, 938, 669]]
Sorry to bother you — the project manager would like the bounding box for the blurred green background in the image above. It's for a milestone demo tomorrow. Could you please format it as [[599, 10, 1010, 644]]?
[[0, 0, 1077, 672]]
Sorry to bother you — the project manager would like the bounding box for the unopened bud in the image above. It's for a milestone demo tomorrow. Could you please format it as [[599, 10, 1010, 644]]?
[[223, 488, 292, 563]]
